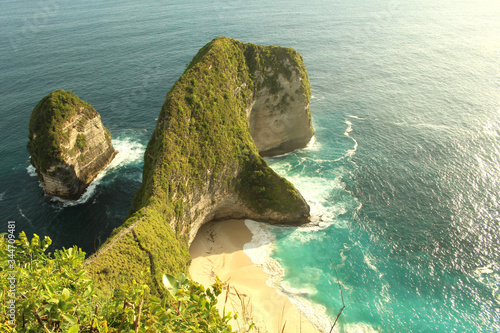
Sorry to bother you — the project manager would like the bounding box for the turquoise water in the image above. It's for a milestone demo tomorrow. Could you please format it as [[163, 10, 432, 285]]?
[[1, 0, 499, 331]]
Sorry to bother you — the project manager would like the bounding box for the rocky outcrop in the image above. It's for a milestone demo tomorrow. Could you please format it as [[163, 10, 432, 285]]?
[[86, 37, 313, 296], [248, 58, 313, 156], [184, 165, 309, 245], [27, 89, 116, 199]]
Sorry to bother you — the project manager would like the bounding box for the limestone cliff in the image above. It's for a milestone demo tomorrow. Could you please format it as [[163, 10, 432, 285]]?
[[86, 37, 313, 296], [27, 89, 116, 199], [246, 46, 313, 156]]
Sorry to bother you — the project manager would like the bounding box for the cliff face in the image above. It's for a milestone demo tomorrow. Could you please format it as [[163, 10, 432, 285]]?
[[247, 53, 313, 156], [27, 90, 116, 199], [86, 37, 313, 296]]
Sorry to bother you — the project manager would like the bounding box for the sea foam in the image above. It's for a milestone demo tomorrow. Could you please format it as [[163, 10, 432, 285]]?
[[342, 322, 380, 333], [244, 220, 333, 333], [27, 164, 37, 177], [344, 119, 358, 160]]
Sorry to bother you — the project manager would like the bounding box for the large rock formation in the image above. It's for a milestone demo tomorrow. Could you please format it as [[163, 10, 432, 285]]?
[[27, 89, 116, 199], [86, 37, 314, 296]]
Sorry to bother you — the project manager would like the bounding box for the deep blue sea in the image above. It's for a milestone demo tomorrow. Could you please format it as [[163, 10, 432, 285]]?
[[1, 0, 499, 332]]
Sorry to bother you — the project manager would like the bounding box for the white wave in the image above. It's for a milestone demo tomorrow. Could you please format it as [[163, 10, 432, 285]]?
[[27, 164, 37, 177], [346, 115, 366, 120], [364, 254, 379, 273], [17, 207, 38, 226], [285, 226, 326, 244], [362, 252, 392, 307], [17, 204, 40, 226], [0, 192, 4, 201], [343, 322, 380, 333], [380, 282, 392, 304], [304, 135, 320, 151], [268, 148, 360, 229], [344, 120, 353, 136], [46, 136, 145, 207], [281, 173, 350, 226], [475, 263, 495, 275], [243, 220, 332, 333], [108, 136, 145, 169], [18, 208, 28, 220], [311, 94, 326, 101], [243, 220, 283, 285], [286, 295, 332, 333], [339, 249, 348, 263], [280, 281, 318, 296], [344, 120, 359, 159], [282, 174, 331, 204]]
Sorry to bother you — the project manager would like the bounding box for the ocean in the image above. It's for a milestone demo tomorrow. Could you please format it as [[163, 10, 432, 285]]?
[[1, 0, 499, 332]]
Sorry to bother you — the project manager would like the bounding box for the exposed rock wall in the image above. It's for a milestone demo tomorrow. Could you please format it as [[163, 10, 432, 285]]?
[[184, 170, 309, 245], [28, 90, 116, 199], [249, 60, 313, 156]]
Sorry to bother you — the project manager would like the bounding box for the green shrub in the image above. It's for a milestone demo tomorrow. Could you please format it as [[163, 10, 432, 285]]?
[[75, 134, 87, 152], [0, 233, 235, 333]]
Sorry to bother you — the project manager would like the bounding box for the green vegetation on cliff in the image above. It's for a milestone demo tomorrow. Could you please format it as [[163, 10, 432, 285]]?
[[87, 37, 311, 298], [27, 89, 98, 172], [244, 42, 311, 99]]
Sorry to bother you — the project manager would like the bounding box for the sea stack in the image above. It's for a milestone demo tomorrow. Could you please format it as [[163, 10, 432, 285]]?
[[27, 89, 116, 200], [246, 44, 313, 156]]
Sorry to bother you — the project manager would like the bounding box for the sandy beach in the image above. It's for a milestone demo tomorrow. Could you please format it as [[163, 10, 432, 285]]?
[[189, 219, 320, 333]]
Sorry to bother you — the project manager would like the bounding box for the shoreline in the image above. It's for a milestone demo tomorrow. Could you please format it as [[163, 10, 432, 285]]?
[[189, 219, 322, 333]]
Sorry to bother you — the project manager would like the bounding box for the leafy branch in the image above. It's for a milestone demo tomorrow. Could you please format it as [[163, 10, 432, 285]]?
[[0, 232, 236, 333]]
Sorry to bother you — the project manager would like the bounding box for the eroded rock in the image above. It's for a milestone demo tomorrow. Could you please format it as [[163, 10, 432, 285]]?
[[28, 89, 116, 199]]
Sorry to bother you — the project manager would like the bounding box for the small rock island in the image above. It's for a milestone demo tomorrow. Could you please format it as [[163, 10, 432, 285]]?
[[27, 89, 116, 199], [86, 37, 314, 295]]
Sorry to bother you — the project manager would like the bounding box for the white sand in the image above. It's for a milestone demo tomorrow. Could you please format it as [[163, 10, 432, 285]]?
[[189, 219, 320, 333]]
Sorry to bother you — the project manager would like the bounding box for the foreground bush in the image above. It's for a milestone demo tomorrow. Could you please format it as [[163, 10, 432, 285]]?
[[0, 232, 235, 332]]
